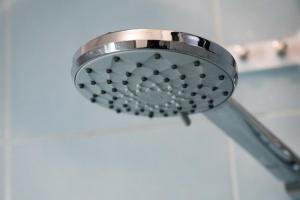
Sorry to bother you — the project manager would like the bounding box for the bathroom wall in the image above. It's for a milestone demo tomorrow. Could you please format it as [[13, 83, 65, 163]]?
[[0, 0, 300, 199]]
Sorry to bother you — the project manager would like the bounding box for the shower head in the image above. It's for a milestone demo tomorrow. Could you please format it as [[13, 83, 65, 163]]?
[[72, 29, 300, 195], [72, 29, 237, 117]]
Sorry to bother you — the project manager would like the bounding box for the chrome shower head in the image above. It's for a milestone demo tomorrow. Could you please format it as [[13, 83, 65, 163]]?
[[72, 30, 300, 192], [72, 29, 237, 117]]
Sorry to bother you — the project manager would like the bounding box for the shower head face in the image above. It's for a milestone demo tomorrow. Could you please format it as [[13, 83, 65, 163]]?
[[72, 29, 237, 118]]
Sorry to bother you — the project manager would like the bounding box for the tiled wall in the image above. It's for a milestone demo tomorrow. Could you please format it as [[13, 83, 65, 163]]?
[[0, 0, 299, 200], [1, 1, 7, 199]]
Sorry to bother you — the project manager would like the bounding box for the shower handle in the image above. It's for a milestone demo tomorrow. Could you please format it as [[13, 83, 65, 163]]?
[[205, 98, 300, 198]]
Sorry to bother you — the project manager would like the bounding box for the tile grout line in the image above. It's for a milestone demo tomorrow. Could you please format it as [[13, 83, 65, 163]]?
[[227, 138, 240, 200], [211, 0, 240, 199], [0, 3, 296, 200], [3, 0, 12, 199], [9, 107, 300, 145], [211, 0, 223, 44], [256, 108, 300, 120], [11, 118, 200, 145]]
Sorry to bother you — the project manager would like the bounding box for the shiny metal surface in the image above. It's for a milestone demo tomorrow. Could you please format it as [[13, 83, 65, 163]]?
[[205, 99, 300, 183], [286, 182, 300, 200], [72, 29, 300, 196], [72, 29, 237, 117], [73, 29, 236, 77]]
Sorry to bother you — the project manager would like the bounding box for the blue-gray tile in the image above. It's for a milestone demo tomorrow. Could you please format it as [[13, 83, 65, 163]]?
[[235, 114, 300, 200], [220, 0, 300, 44], [235, 143, 291, 200], [0, 5, 5, 138], [12, 117, 232, 200], [234, 66, 300, 115], [10, 0, 215, 137], [0, 145, 4, 200]]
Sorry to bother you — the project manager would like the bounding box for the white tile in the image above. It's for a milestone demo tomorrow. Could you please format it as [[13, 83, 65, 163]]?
[[235, 114, 300, 200], [10, 0, 215, 137], [12, 117, 233, 200], [219, 0, 300, 44]]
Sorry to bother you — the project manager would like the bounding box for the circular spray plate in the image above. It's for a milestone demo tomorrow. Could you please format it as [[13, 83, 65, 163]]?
[[73, 29, 237, 118], [74, 49, 235, 117]]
